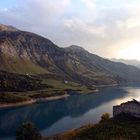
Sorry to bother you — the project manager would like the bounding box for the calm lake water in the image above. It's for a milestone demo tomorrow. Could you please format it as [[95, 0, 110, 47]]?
[[1, 85, 140, 140]]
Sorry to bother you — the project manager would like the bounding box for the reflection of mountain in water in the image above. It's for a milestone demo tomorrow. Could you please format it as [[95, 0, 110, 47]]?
[[0, 87, 127, 138]]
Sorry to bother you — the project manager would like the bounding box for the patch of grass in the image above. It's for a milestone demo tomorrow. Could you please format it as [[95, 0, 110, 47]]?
[[0, 54, 47, 74], [0, 93, 30, 103], [42, 79, 96, 93]]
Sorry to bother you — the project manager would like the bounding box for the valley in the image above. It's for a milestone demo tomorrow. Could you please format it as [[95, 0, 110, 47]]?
[[1, 24, 140, 107], [1, 0, 140, 140]]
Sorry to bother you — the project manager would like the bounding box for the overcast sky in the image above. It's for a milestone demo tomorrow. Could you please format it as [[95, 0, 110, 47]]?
[[0, 0, 140, 60]]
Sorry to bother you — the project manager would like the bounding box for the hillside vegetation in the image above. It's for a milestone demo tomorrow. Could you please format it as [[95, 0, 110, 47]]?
[[46, 114, 140, 140], [0, 70, 94, 104]]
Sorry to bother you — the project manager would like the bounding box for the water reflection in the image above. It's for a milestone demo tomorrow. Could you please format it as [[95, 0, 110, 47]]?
[[0, 86, 140, 139]]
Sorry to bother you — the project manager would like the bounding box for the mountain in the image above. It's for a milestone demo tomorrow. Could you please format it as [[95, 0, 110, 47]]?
[[65, 46, 140, 84], [1, 24, 140, 86], [0, 24, 18, 32], [111, 58, 140, 69]]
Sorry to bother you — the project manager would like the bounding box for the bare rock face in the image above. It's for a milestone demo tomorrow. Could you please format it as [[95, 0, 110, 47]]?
[[0, 24, 19, 32], [0, 24, 140, 85]]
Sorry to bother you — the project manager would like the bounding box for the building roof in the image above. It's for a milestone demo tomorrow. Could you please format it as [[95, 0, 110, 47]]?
[[122, 99, 140, 105], [115, 99, 140, 107]]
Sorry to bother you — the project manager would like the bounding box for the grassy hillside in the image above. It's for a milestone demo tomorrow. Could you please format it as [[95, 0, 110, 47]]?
[[0, 71, 96, 104], [42, 79, 96, 93], [46, 114, 140, 140], [0, 53, 47, 74]]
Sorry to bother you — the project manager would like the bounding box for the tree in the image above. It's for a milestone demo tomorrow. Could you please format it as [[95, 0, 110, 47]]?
[[100, 113, 110, 123], [16, 122, 42, 140]]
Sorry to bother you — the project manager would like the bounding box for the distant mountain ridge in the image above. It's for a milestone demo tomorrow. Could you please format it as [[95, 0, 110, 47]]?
[[1, 24, 140, 86], [111, 58, 140, 69]]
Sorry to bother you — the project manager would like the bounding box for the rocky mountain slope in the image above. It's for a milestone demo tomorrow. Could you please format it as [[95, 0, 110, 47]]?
[[0, 24, 18, 32], [1, 24, 140, 86]]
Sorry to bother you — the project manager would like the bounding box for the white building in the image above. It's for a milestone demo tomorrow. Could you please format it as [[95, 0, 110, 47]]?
[[64, 80, 69, 84], [113, 99, 140, 118]]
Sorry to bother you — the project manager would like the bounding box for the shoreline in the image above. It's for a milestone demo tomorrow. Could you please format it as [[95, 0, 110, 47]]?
[[0, 94, 69, 109], [94, 84, 119, 88], [0, 84, 119, 109]]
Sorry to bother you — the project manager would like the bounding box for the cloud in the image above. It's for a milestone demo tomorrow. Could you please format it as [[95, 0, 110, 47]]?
[[0, 0, 140, 59], [0, 0, 71, 28], [63, 17, 105, 35], [81, 0, 95, 10]]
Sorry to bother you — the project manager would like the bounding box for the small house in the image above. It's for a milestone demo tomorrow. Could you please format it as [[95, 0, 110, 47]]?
[[64, 80, 68, 84], [113, 99, 140, 118]]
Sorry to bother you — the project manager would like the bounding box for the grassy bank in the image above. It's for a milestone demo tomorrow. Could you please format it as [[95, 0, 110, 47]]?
[[45, 114, 140, 140], [42, 79, 97, 93], [0, 79, 97, 106]]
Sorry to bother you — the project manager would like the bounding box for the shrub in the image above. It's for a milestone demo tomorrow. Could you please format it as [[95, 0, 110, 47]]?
[[16, 122, 42, 140], [100, 113, 110, 123]]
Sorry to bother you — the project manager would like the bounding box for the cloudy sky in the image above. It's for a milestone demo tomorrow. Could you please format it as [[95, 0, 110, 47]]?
[[0, 0, 140, 60]]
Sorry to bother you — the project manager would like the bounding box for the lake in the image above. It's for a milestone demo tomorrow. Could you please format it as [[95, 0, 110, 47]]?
[[1, 85, 140, 140]]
